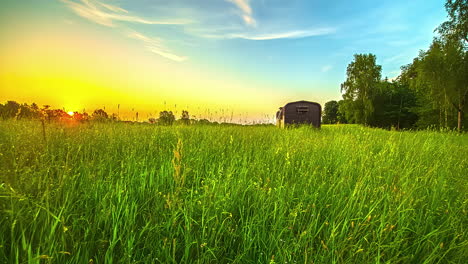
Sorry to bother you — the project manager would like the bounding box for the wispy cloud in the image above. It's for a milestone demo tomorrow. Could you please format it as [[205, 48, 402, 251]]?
[[61, 0, 190, 27], [226, 0, 256, 27], [321, 65, 332, 72], [127, 31, 188, 62], [61, 0, 188, 62], [98, 2, 128, 14], [225, 28, 336, 40]]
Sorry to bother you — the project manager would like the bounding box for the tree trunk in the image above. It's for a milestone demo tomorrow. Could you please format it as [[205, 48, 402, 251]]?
[[397, 96, 403, 130], [444, 94, 448, 128], [458, 109, 462, 131], [439, 104, 443, 128], [458, 102, 463, 132]]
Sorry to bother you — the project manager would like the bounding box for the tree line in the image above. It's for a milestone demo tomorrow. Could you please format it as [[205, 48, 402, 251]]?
[[323, 0, 467, 131], [0, 101, 112, 122], [0, 100, 228, 126]]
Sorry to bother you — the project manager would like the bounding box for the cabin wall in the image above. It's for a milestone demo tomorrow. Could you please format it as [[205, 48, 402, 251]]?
[[283, 103, 321, 127]]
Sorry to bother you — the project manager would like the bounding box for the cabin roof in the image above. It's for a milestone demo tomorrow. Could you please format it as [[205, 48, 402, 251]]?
[[283, 100, 321, 108]]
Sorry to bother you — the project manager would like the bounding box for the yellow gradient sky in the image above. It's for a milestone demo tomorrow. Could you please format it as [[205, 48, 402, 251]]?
[[0, 0, 445, 122]]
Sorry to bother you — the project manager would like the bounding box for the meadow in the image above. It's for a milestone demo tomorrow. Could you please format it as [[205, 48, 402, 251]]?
[[0, 121, 467, 263]]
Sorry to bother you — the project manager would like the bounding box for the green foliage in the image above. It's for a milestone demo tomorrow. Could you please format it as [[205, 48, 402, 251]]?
[[341, 54, 382, 125], [92, 109, 109, 121], [178, 110, 190, 125], [394, 0, 468, 131], [0, 101, 94, 122], [339, 1, 468, 131], [371, 81, 418, 129], [0, 101, 21, 119], [159, 110, 176, 125], [322, 101, 339, 124], [437, 0, 468, 42], [0, 121, 467, 263], [323, 100, 349, 125], [336, 100, 348, 124], [400, 37, 468, 130]]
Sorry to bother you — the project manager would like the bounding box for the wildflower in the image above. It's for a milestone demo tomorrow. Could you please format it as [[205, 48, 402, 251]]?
[[321, 240, 328, 250]]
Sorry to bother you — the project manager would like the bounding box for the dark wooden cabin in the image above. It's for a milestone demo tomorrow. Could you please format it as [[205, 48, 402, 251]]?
[[276, 101, 321, 128]]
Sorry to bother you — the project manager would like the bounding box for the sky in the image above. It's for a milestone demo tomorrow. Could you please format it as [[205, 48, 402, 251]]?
[[0, 0, 447, 123]]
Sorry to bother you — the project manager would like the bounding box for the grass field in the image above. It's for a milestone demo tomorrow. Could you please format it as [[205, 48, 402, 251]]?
[[0, 121, 467, 263]]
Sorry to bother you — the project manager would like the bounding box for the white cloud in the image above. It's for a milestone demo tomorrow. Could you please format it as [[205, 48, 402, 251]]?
[[228, 0, 252, 15], [61, 1, 337, 60], [61, 0, 188, 62], [98, 2, 128, 14], [226, 0, 256, 27], [61, 0, 190, 27], [146, 46, 188, 62], [127, 31, 187, 62], [228, 28, 336, 40]]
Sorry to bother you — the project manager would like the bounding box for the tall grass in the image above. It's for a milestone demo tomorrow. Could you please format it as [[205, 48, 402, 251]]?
[[0, 121, 467, 263]]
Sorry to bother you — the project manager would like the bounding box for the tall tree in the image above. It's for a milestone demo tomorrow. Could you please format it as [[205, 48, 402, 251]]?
[[437, 0, 468, 131], [341, 54, 382, 125], [1, 101, 20, 119], [92, 109, 109, 121], [322, 100, 339, 124], [399, 56, 443, 128], [437, 0, 468, 43], [416, 38, 467, 130], [180, 110, 190, 125], [372, 80, 418, 129], [337, 100, 348, 124], [159, 111, 175, 125]]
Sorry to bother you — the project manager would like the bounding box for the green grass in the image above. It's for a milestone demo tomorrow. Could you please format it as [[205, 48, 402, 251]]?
[[0, 120, 467, 263]]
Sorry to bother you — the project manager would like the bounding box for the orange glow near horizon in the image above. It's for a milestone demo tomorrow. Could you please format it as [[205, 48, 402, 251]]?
[[0, 30, 290, 123], [0, 4, 336, 124], [1, 0, 445, 123]]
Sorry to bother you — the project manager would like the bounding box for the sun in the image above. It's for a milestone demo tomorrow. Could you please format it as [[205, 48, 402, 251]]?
[[68, 111, 74, 116]]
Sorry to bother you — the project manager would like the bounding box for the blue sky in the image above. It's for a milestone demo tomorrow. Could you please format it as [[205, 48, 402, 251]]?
[[0, 0, 448, 121], [109, 0, 446, 77]]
